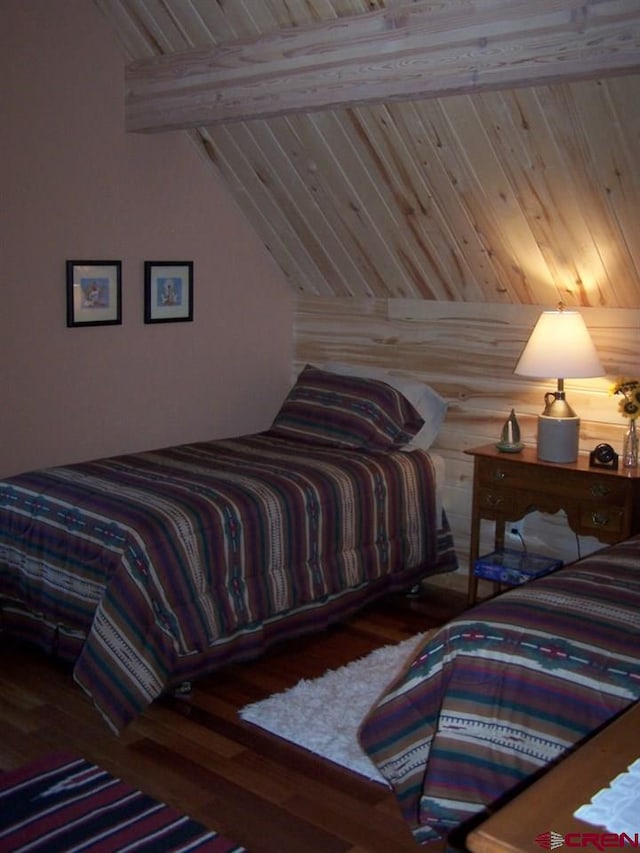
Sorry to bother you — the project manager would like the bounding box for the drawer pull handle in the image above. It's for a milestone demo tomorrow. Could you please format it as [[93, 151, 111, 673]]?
[[486, 494, 503, 507], [591, 512, 610, 527], [590, 484, 610, 497], [494, 470, 506, 481]]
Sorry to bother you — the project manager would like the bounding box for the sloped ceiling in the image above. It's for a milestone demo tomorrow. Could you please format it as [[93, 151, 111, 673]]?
[[96, 0, 640, 308]]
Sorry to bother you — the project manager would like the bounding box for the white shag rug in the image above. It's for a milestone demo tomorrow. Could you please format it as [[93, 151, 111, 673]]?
[[239, 632, 430, 784]]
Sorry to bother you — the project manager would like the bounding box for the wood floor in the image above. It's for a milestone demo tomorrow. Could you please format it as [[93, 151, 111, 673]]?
[[0, 582, 469, 853]]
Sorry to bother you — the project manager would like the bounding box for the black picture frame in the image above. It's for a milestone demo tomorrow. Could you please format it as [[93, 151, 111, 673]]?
[[66, 260, 122, 327], [144, 261, 193, 324]]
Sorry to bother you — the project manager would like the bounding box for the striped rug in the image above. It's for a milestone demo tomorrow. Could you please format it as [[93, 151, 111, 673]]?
[[0, 752, 246, 852]]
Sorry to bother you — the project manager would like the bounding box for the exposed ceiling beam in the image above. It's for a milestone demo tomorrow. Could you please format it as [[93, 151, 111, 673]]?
[[126, 0, 640, 133]]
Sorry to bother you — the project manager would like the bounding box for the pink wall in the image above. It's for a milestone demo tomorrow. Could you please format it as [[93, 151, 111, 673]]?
[[1, 0, 293, 478]]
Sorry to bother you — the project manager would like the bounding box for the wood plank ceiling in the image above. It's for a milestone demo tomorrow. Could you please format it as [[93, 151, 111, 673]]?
[[95, 0, 640, 308]]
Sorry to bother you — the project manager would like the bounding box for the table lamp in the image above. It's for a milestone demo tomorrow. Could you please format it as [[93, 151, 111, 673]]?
[[514, 306, 604, 463]]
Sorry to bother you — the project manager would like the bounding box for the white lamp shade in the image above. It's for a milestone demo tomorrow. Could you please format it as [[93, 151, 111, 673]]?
[[514, 310, 604, 379]]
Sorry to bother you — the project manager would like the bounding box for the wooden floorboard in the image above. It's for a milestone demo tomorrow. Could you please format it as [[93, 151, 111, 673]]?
[[0, 583, 468, 852]]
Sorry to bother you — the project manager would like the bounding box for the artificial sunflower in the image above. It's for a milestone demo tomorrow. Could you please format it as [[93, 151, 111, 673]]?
[[610, 377, 640, 421]]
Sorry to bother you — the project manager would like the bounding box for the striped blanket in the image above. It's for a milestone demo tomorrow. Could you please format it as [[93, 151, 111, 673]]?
[[0, 433, 456, 732], [359, 536, 640, 843]]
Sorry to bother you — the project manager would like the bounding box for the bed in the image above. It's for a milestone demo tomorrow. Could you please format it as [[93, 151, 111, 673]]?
[[359, 535, 640, 845], [0, 365, 457, 733]]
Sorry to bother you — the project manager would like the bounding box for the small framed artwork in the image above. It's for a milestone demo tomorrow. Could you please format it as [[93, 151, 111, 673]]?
[[144, 261, 193, 324], [66, 260, 122, 327]]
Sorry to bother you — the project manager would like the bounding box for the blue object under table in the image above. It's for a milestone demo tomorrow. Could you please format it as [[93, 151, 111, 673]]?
[[474, 548, 563, 586]]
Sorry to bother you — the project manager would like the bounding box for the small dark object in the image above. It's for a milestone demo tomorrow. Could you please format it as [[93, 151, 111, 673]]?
[[589, 443, 618, 470]]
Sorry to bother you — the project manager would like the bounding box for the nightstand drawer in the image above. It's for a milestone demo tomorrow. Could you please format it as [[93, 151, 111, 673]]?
[[477, 458, 627, 503], [477, 487, 528, 515], [579, 505, 625, 536]]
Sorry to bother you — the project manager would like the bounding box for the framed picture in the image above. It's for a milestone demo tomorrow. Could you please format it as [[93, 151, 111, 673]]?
[[144, 261, 193, 324], [66, 260, 122, 327]]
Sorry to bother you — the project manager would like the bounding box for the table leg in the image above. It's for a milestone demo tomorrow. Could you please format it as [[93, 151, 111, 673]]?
[[467, 492, 481, 606]]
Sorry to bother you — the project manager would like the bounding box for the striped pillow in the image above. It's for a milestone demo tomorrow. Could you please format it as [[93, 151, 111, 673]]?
[[269, 365, 424, 450]]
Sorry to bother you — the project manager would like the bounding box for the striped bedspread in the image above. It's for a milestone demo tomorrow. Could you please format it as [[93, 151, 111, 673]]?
[[0, 433, 456, 732], [359, 536, 640, 844]]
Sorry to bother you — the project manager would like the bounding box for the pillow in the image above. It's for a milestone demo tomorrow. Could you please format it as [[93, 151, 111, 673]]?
[[269, 364, 424, 451], [321, 362, 447, 450]]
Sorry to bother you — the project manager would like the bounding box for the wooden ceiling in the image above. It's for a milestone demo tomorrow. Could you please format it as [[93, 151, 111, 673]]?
[[96, 0, 640, 308]]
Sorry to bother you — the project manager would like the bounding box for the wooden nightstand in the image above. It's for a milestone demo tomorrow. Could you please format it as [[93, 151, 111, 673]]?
[[465, 444, 640, 605]]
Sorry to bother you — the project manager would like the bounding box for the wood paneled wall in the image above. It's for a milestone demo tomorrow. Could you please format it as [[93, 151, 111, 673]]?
[[97, 0, 640, 310], [294, 297, 639, 589]]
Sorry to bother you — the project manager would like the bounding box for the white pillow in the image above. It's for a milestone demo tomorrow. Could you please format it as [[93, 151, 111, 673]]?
[[320, 362, 447, 450]]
